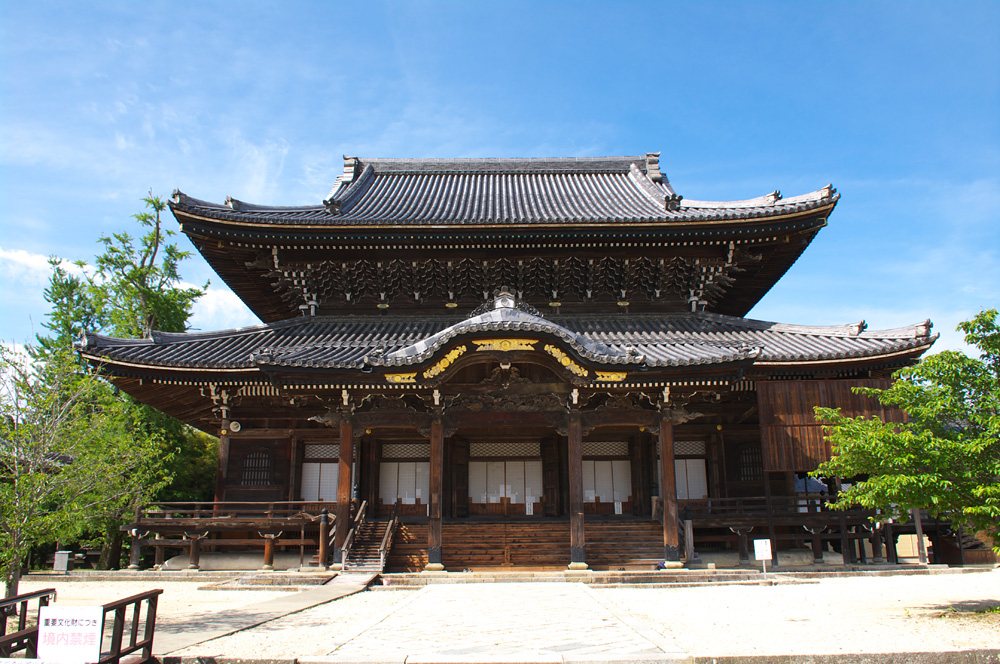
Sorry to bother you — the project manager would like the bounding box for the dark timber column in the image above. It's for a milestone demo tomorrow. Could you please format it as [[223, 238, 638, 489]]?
[[567, 408, 587, 569], [658, 413, 681, 564], [426, 415, 445, 571], [334, 416, 353, 566], [214, 419, 231, 504]]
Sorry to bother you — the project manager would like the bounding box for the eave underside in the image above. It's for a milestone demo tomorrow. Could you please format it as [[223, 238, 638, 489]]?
[[179, 213, 829, 322]]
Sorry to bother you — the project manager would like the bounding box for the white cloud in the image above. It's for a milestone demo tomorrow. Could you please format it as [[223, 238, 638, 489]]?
[[0, 247, 83, 287], [224, 130, 290, 203], [187, 285, 260, 333]]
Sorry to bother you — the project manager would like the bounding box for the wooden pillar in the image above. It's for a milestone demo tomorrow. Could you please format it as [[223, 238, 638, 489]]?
[[262, 535, 276, 570], [187, 535, 201, 570], [763, 471, 779, 567], [658, 415, 680, 562], [885, 521, 898, 564], [128, 535, 142, 570], [153, 535, 165, 569], [214, 421, 231, 503], [318, 508, 330, 569], [426, 416, 445, 570], [567, 409, 587, 569], [735, 527, 751, 564], [912, 508, 928, 564], [334, 417, 353, 565], [870, 522, 884, 563]]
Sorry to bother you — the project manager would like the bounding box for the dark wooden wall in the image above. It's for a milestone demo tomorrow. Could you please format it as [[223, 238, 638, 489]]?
[[757, 379, 902, 472], [224, 438, 291, 501]]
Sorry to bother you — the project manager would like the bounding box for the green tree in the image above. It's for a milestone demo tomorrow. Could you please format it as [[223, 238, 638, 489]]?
[[30, 193, 215, 568], [1, 347, 167, 597], [814, 309, 1000, 548]]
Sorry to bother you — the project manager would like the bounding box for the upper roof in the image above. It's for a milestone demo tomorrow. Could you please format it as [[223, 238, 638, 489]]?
[[170, 154, 839, 228]]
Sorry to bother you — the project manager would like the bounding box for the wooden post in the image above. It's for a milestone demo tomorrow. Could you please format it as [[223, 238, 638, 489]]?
[[262, 535, 275, 570], [684, 517, 696, 564], [187, 535, 201, 570], [736, 528, 751, 565], [128, 506, 142, 570], [870, 522, 884, 563], [153, 534, 165, 569], [885, 521, 898, 564], [318, 508, 329, 569], [426, 416, 445, 570], [763, 471, 779, 567], [567, 409, 587, 569], [335, 417, 353, 566], [658, 415, 680, 563], [912, 508, 927, 564], [215, 421, 231, 504], [128, 534, 142, 570], [839, 514, 851, 565]]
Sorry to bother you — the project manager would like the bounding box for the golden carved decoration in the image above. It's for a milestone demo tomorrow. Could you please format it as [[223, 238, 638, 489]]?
[[385, 373, 417, 384], [423, 345, 468, 379], [594, 371, 627, 382], [543, 344, 588, 378], [471, 338, 538, 352]]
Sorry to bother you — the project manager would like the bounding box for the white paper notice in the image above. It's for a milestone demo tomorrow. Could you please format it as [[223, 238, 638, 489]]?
[[753, 538, 772, 561]]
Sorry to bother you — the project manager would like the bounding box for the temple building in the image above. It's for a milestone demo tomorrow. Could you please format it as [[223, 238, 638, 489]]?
[[81, 154, 940, 572]]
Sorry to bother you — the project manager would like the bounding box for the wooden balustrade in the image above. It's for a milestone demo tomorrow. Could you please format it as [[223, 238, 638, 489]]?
[[98, 589, 162, 664], [0, 588, 56, 658]]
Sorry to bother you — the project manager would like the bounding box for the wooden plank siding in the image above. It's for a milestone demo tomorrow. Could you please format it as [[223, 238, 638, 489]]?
[[757, 380, 904, 472]]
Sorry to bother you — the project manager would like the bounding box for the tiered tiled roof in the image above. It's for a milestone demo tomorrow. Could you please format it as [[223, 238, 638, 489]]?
[[171, 155, 838, 228], [80, 309, 935, 377]]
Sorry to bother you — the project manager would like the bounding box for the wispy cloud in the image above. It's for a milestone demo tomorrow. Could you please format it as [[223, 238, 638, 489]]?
[[0, 247, 81, 286]]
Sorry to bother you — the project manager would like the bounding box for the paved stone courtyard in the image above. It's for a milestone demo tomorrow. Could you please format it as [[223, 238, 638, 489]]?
[[306, 583, 688, 662], [20, 568, 1000, 663]]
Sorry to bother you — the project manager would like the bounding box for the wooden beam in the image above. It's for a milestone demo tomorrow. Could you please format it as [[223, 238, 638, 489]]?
[[228, 428, 335, 439]]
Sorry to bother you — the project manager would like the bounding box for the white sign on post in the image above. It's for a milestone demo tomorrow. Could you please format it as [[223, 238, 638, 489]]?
[[754, 538, 773, 579], [36, 605, 103, 663], [753, 538, 772, 561]]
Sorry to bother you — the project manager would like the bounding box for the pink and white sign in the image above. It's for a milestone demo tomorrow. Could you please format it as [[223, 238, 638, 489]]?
[[36, 605, 103, 663]]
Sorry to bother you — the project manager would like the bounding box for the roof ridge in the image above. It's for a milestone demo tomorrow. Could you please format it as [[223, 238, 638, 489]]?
[[355, 155, 650, 174]]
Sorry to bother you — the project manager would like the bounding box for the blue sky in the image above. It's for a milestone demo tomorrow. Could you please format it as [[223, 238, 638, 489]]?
[[2, 1, 997, 354]]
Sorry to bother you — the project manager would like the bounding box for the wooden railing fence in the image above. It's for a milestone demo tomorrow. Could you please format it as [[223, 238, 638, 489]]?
[[0, 588, 56, 658]]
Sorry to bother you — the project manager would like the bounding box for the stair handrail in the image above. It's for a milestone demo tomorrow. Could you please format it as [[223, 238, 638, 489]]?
[[379, 499, 401, 571], [341, 499, 368, 567]]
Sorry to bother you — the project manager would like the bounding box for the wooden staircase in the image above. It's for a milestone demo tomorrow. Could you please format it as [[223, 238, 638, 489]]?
[[384, 519, 665, 572], [343, 520, 390, 573]]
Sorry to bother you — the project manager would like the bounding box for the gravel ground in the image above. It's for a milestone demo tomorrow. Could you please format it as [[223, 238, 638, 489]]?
[[16, 569, 1000, 659], [594, 571, 1000, 657]]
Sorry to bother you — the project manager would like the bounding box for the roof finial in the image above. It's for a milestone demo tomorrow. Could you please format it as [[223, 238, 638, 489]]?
[[645, 152, 663, 182]]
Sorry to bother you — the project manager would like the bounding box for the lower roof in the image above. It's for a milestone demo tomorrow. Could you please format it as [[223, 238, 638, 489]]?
[[80, 308, 936, 379]]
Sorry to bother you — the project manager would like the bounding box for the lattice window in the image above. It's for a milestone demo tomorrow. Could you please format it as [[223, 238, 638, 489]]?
[[382, 443, 431, 459], [739, 445, 764, 482], [305, 444, 340, 459], [241, 450, 272, 486], [469, 442, 541, 458], [583, 441, 629, 457], [674, 440, 706, 456]]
